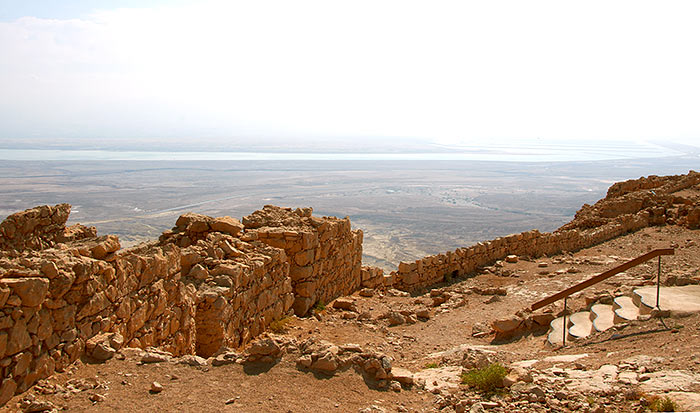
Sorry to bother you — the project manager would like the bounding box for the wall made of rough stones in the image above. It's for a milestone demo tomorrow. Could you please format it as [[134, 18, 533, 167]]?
[[160, 217, 294, 357], [606, 170, 699, 198], [0, 204, 364, 404], [390, 213, 652, 292], [0, 171, 697, 404], [0, 232, 201, 404], [0, 204, 95, 251], [241, 205, 364, 316], [360, 266, 385, 289], [561, 170, 700, 231], [390, 171, 700, 292]]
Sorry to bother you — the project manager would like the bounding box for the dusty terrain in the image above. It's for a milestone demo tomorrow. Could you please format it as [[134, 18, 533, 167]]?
[[2, 223, 698, 412], [2, 157, 699, 272]]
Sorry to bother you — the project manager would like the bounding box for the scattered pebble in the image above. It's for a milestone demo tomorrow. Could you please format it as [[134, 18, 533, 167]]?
[[150, 382, 164, 393]]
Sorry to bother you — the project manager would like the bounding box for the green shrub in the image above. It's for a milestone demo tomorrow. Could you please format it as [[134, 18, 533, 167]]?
[[314, 301, 326, 312], [424, 362, 439, 369], [268, 316, 292, 333], [460, 363, 508, 392], [650, 396, 678, 412]]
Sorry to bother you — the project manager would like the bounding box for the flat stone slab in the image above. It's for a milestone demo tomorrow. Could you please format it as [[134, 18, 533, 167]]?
[[413, 366, 463, 392], [426, 344, 500, 364], [634, 285, 700, 315], [613, 295, 639, 321], [535, 364, 618, 395], [511, 354, 588, 369], [568, 311, 593, 339], [512, 359, 539, 368], [542, 353, 589, 363], [590, 304, 614, 332], [547, 316, 568, 346], [639, 370, 700, 393]]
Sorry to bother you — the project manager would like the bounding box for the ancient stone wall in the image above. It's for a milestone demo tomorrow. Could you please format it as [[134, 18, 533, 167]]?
[[561, 170, 700, 231], [0, 233, 200, 404], [161, 226, 294, 357], [0, 204, 95, 251], [389, 206, 662, 292], [0, 204, 364, 403], [390, 171, 699, 292], [360, 266, 385, 289], [606, 170, 699, 198], [241, 205, 363, 316], [0, 171, 697, 404]]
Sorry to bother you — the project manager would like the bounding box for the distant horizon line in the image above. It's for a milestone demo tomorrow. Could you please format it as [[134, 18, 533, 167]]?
[[0, 147, 694, 163]]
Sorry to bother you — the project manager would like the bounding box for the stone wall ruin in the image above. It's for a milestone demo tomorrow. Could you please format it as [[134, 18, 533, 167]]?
[[241, 205, 363, 315], [0, 204, 363, 404], [389, 170, 700, 291], [0, 170, 698, 405]]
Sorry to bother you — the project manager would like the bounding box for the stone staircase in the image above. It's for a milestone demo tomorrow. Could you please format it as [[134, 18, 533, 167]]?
[[547, 285, 700, 346]]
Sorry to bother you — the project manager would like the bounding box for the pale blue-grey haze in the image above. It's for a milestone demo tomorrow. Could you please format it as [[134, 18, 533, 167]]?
[[0, 0, 699, 153]]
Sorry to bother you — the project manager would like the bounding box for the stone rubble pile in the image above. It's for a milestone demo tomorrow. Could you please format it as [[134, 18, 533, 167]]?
[[413, 348, 700, 412]]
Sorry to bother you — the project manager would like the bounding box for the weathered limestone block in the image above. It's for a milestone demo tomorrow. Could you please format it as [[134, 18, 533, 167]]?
[[89, 235, 121, 259], [176, 213, 210, 231], [0, 204, 96, 251], [492, 317, 523, 334], [295, 280, 317, 298], [76, 292, 110, 321], [6, 318, 32, 356], [294, 250, 315, 267], [289, 265, 313, 281], [332, 297, 357, 312], [0, 278, 49, 307], [189, 264, 209, 280], [0, 379, 17, 406], [86, 332, 123, 361], [400, 272, 419, 286], [210, 216, 244, 236]]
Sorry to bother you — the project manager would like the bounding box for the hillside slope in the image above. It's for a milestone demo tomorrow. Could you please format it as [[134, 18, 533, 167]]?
[[0, 171, 698, 412]]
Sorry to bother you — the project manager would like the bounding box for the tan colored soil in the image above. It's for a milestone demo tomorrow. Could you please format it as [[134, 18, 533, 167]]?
[[2, 225, 699, 412]]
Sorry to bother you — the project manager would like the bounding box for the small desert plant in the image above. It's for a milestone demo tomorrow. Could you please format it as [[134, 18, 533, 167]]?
[[461, 363, 508, 393], [649, 396, 678, 412], [313, 301, 326, 312], [268, 316, 292, 333], [586, 396, 596, 406], [424, 362, 439, 369]]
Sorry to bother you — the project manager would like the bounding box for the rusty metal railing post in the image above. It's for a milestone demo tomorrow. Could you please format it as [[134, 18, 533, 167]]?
[[656, 255, 662, 309], [562, 296, 568, 347], [530, 248, 674, 312]]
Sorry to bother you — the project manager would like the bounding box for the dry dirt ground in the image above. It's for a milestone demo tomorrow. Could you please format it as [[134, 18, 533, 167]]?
[[2, 225, 699, 412]]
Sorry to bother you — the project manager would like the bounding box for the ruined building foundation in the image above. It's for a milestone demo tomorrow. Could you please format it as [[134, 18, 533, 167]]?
[[0, 171, 698, 405]]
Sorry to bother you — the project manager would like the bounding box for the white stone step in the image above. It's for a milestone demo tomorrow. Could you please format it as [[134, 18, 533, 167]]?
[[613, 296, 639, 323], [633, 285, 700, 316], [632, 289, 654, 315], [544, 286, 700, 345], [568, 311, 593, 339], [547, 316, 571, 346], [590, 304, 615, 332]]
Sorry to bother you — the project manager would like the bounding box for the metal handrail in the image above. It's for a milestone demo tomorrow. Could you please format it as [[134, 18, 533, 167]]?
[[529, 248, 674, 346]]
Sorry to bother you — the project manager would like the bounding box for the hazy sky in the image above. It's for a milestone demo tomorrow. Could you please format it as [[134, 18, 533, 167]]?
[[1, 1, 699, 146]]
